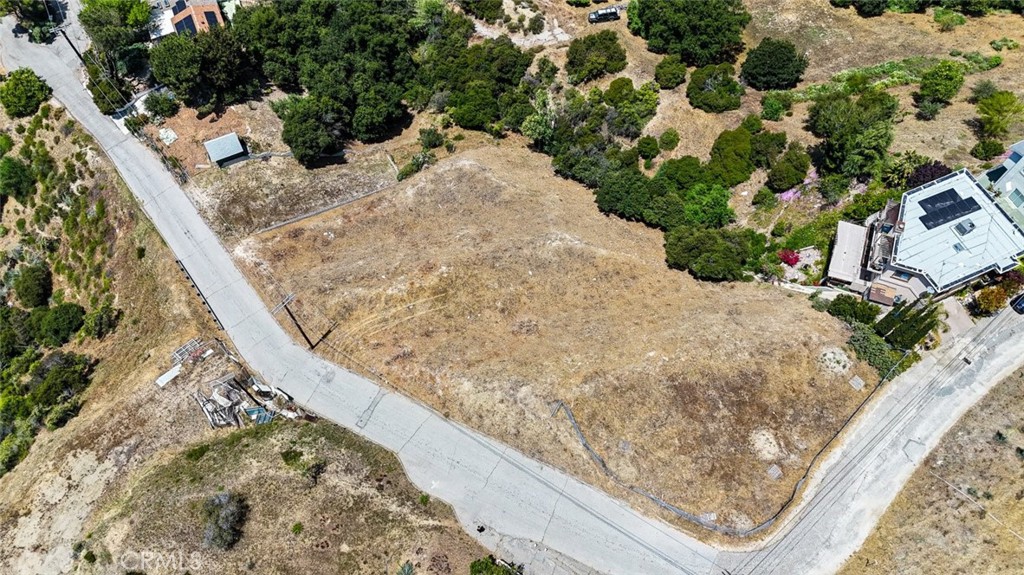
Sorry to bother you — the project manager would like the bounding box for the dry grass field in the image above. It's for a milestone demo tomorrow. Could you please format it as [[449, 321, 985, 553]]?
[[235, 143, 872, 532], [0, 107, 485, 575], [840, 370, 1024, 575]]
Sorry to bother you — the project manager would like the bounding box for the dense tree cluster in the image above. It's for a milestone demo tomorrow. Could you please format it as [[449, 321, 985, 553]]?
[[665, 227, 766, 281], [740, 38, 808, 90], [806, 88, 899, 177], [766, 143, 811, 192], [150, 25, 260, 112], [825, 294, 880, 324], [630, 0, 751, 66], [565, 31, 628, 85]]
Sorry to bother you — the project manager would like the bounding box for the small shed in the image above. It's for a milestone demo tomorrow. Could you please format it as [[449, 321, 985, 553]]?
[[203, 132, 247, 167]]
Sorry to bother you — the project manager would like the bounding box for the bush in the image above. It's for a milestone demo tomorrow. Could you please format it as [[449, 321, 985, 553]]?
[[632, 0, 751, 67], [915, 98, 943, 120], [969, 80, 999, 104], [43, 398, 81, 430], [750, 130, 787, 169], [740, 114, 763, 134], [0, 133, 12, 157], [658, 128, 680, 151], [654, 55, 687, 89], [636, 136, 660, 159], [566, 31, 628, 85], [905, 160, 952, 189], [777, 248, 799, 266], [418, 127, 445, 149], [933, 8, 966, 31], [686, 64, 743, 113], [827, 294, 880, 325], [14, 263, 52, 308], [818, 174, 850, 204], [971, 139, 1004, 160], [202, 493, 248, 550], [752, 187, 777, 209], [976, 90, 1024, 140], [144, 91, 180, 118], [0, 68, 52, 118], [916, 60, 964, 105], [853, 0, 888, 17], [0, 156, 37, 203], [760, 91, 793, 121], [527, 13, 545, 34], [38, 303, 86, 347], [706, 127, 754, 187], [975, 285, 1008, 315], [470, 556, 519, 575], [990, 37, 1020, 51], [766, 142, 810, 192], [848, 322, 903, 376], [740, 38, 808, 90], [80, 303, 120, 340]]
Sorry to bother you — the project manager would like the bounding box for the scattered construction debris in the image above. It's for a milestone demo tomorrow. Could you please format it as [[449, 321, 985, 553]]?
[[192, 371, 309, 429], [154, 364, 182, 388], [849, 376, 866, 391]]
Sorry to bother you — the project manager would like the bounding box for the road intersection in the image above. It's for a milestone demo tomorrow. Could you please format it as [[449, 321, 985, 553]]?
[[3, 19, 1023, 575]]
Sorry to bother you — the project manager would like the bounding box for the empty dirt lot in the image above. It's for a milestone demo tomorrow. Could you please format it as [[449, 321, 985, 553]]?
[[234, 143, 874, 532], [841, 370, 1024, 575]]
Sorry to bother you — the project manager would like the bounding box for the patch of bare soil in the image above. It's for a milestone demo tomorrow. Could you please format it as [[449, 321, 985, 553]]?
[[237, 143, 874, 533], [840, 369, 1024, 575]]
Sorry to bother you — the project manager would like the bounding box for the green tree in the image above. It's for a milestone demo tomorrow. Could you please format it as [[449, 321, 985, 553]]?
[[632, 0, 751, 67], [37, 303, 86, 347], [565, 31, 628, 85], [0, 156, 36, 204], [665, 226, 762, 281], [149, 34, 202, 103], [706, 127, 754, 187], [686, 64, 743, 113], [0, 68, 51, 118], [976, 90, 1024, 139], [975, 285, 1008, 315], [766, 142, 810, 192], [278, 97, 347, 166], [740, 38, 808, 90], [654, 55, 687, 89], [14, 263, 52, 308], [807, 89, 898, 176], [144, 91, 180, 118], [79, 0, 151, 77], [826, 294, 880, 325], [658, 128, 680, 150], [457, 0, 504, 23], [750, 130, 787, 169]]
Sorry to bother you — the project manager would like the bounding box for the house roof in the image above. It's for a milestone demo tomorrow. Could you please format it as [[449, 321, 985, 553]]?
[[890, 169, 1024, 292], [203, 133, 245, 164], [149, 8, 175, 40], [827, 221, 868, 283], [868, 284, 896, 306]]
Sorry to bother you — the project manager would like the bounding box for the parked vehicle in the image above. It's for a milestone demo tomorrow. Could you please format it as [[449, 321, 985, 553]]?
[[1011, 293, 1024, 314], [588, 7, 620, 23]]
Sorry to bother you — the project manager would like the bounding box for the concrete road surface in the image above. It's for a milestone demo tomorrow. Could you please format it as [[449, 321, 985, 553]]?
[[4, 19, 1024, 575]]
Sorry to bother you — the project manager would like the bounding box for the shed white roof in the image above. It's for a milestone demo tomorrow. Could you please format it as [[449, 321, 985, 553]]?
[[891, 170, 1024, 292], [203, 132, 244, 164], [827, 221, 868, 283]]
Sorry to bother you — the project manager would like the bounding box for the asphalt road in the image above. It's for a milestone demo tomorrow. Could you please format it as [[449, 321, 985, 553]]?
[[4, 19, 1023, 575]]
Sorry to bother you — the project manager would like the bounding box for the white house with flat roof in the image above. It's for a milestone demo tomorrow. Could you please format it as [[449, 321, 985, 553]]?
[[827, 146, 1024, 303]]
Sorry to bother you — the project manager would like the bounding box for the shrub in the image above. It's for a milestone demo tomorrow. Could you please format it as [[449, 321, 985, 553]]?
[[916, 60, 964, 105], [760, 91, 793, 121], [853, 0, 888, 17], [706, 127, 754, 187], [976, 90, 1024, 140], [14, 263, 52, 308], [665, 226, 764, 281], [658, 128, 680, 151], [818, 174, 851, 204], [777, 248, 799, 266], [969, 80, 999, 104], [418, 127, 445, 149], [752, 187, 777, 209], [280, 449, 304, 468], [975, 285, 1008, 315], [527, 13, 545, 34], [905, 160, 952, 189], [686, 64, 743, 113], [740, 114, 763, 134], [470, 556, 520, 575], [185, 444, 211, 462], [654, 55, 687, 89], [971, 139, 1004, 161], [144, 91, 180, 118], [848, 322, 903, 376], [291, 522, 304, 535], [566, 0, 590, 6], [0, 133, 13, 157], [0, 156, 37, 203], [740, 38, 808, 90], [636, 135, 660, 159], [915, 98, 942, 120], [990, 37, 1019, 51], [565, 31, 627, 85], [0, 68, 52, 118], [766, 142, 810, 192], [202, 493, 248, 550], [750, 130, 787, 169], [827, 294, 880, 325], [933, 8, 966, 31], [38, 303, 86, 347], [43, 398, 81, 430]]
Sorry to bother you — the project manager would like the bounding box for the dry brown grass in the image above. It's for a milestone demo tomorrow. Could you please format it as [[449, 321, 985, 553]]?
[[0, 106, 485, 575], [235, 143, 873, 533], [840, 370, 1024, 575]]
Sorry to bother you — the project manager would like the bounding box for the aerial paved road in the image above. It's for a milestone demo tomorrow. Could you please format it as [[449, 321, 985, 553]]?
[[4, 18, 1024, 575]]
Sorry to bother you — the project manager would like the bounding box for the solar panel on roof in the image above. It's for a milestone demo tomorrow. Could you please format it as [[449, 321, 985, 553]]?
[[917, 189, 981, 230]]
